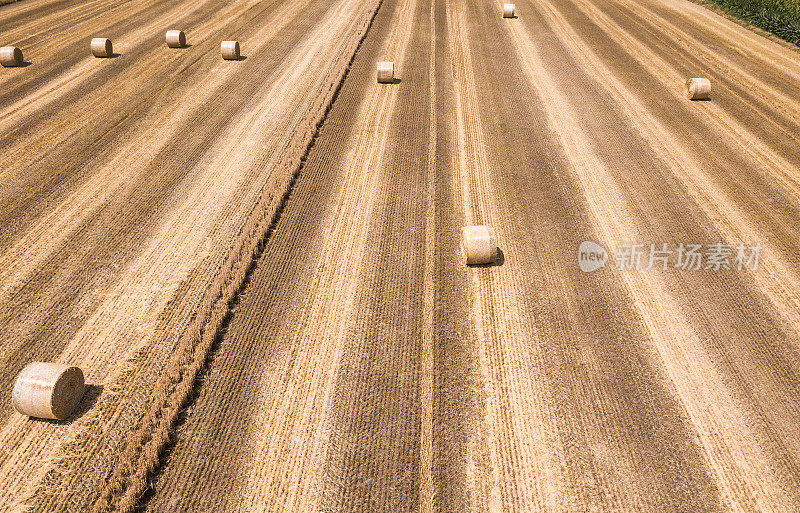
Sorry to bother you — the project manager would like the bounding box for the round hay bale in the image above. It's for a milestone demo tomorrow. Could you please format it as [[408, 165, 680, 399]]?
[[221, 40, 240, 60], [503, 3, 515, 18], [0, 46, 23, 67], [12, 362, 85, 420], [463, 225, 497, 265], [686, 77, 711, 100], [377, 61, 394, 84], [91, 38, 113, 58], [165, 30, 186, 49]]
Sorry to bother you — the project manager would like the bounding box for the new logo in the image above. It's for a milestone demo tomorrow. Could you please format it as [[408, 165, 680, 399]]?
[[578, 241, 607, 273]]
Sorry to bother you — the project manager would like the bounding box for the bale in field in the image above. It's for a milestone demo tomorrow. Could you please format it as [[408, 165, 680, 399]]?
[[166, 30, 186, 49], [91, 38, 113, 58], [0, 46, 23, 67], [463, 225, 497, 265], [377, 61, 394, 83], [12, 362, 85, 420], [686, 77, 711, 100], [221, 40, 240, 60], [503, 3, 516, 18]]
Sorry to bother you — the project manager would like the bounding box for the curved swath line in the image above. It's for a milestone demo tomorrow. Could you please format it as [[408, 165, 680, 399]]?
[[89, 1, 385, 511]]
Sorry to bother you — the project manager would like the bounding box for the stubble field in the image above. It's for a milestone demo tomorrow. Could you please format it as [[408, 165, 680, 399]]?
[[1, 0, 799, 511]]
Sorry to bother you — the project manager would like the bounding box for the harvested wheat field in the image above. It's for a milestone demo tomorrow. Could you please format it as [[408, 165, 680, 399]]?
[[1, 0, 800, 510]]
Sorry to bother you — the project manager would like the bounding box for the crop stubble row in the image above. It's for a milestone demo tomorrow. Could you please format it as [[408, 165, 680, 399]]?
[[142, 0, 800, 511], [0, 0, 383, 510], [139, 0, 428, 510], [507, 0, 800, 507], [529, 2, 800, 502]]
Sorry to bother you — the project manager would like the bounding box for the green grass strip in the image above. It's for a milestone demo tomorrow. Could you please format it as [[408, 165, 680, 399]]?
[[707, 0, 800, 46]]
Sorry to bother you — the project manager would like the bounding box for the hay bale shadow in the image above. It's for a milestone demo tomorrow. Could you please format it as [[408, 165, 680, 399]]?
[[41, 384, 104, 425], [468, 248, 505, 267]]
